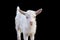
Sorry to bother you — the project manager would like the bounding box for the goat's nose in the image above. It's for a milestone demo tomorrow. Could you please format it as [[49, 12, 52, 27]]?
[[30, 21, 33, 26]]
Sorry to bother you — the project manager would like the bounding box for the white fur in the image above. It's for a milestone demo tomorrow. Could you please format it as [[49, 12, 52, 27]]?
[[15, 6, 38, 40]]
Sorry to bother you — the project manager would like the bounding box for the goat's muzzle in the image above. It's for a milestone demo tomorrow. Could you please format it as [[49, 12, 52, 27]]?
[[30, 21, 33, 26]]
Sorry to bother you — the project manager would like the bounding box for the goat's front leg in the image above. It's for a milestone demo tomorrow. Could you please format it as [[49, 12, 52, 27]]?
[[30, 33, 35, 40], [17, 31, 21, 40], [17, 30, 21, 40], [15, 19, 21, 40], [23, 33, 28, 40]]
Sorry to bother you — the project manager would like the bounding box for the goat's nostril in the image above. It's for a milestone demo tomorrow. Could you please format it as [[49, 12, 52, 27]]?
[[30, 22, 33, 25]]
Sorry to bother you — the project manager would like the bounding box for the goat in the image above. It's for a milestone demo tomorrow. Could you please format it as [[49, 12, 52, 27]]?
[[15, 6, 42, 40]]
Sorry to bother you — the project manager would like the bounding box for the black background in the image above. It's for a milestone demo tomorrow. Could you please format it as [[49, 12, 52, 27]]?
[[4, 0, 49, 40]]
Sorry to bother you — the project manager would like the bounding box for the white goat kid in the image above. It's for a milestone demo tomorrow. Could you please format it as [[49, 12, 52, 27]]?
[[15, 6, 42, 40]]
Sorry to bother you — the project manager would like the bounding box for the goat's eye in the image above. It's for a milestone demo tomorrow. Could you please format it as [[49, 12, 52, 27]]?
[[26, 16, 29, 19]]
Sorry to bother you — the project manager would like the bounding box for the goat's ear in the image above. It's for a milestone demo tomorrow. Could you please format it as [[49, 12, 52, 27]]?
[[19, 9, 26, 15], [36, 8, 43, 15], [18, 7, 26, 15]]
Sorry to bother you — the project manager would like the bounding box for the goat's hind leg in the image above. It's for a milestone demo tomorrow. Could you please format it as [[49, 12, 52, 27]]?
[[23, 33, 28, 40]]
